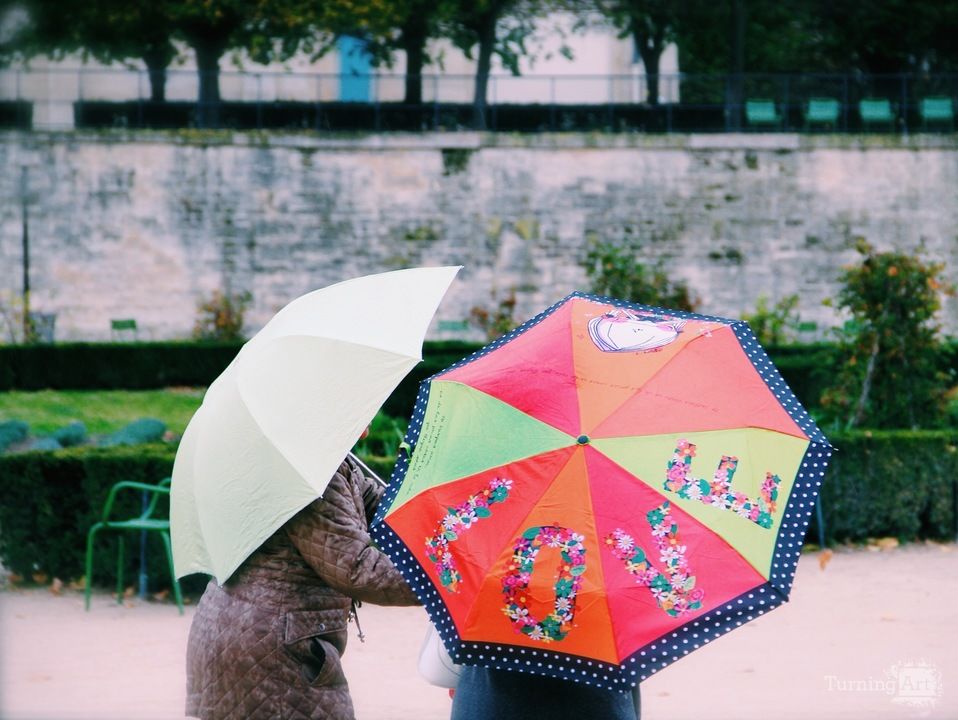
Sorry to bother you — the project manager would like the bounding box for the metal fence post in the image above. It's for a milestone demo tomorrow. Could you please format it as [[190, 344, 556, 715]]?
[[550, 76, 556, 131], [137, 71, 144, 128], [783, 75, 790, 131], [900, 73, 908, 134], [815, 494, 826, 548], [256, 73, 263, 130], [315, 74, 322, 132], [842, 75, 849, 131]]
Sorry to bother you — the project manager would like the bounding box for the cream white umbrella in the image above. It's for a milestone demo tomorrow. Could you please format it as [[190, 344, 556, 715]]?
[[171, 266, 460, 583]]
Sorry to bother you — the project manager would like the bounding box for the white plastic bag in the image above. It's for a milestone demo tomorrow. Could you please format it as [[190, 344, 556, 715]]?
[[417, 624, 462, 688]]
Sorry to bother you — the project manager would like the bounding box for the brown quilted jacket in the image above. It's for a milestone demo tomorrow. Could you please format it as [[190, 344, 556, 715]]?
[[185, 458, 419, 720]]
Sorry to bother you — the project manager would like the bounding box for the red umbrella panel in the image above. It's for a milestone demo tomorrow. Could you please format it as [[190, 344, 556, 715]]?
[[372, 293, 832, 691]]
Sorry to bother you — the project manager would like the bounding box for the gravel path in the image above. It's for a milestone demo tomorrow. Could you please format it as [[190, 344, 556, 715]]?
[[1, 543, 955, 720]]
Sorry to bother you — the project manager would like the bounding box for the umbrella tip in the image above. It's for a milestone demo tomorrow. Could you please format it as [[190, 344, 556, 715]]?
[[576, 435, 590, 445]]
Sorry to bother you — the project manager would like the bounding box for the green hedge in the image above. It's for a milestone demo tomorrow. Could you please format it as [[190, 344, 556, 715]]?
[[0, 431, 954, 592], [0, 340, 870, 418], [0, 443, 396, 590], [816, 431, 958, 543], [0, 342, 244, 390], [0, 444, 185, 590]]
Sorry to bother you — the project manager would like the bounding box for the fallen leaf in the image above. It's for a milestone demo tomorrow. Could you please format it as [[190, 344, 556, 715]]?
[[657, 691, 671, 697], [69, 576, 86, 591], [31, 572, 49, 585], [742, 667, 755, 673], [819, 549, 834, 571], [879, 615, 896, 622], [876, 537, 899, 551], [152, 589, 170, 602], [49, 578, 63, 595]]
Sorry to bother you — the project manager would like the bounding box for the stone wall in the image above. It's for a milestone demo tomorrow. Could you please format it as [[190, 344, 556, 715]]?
[[1, 131, 956, 342]]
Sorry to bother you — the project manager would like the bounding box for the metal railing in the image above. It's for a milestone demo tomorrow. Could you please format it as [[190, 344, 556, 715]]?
[[1, 67, 956, 133]]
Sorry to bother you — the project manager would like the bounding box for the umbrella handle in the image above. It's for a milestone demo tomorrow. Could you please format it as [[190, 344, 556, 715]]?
[[347, 452, 387, 487]]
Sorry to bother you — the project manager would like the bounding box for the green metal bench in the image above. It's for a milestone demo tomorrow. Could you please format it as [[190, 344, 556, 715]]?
[[110, 318, 138, 341], [804, 97, 840, 129], [918, 96, 954, 130], [745, 99, 781, 128], [859, 98, 895, 129]]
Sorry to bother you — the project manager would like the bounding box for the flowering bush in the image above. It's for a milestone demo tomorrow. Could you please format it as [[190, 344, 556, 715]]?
[[820, 241, 954, 429], [193, 290, 252, 342]]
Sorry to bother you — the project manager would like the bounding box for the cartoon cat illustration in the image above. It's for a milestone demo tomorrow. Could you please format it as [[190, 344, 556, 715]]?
[[588, 309, 686, 352]]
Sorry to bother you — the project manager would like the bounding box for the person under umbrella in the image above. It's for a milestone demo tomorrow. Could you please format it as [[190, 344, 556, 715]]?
[[172, 267, 460, 720], [185, 428, 418, 720]]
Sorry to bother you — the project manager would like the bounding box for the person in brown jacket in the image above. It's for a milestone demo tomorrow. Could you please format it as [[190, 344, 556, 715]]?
[[185, 452, 419, 720]]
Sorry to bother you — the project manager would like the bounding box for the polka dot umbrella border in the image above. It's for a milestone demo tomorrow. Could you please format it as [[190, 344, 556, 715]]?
[[372, 291, 834, 692]]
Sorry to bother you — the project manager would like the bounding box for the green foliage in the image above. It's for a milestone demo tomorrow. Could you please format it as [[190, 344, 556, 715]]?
[[193, 290, 251, 342], [52, 421, 88, 447], [98, 418, 167, 447], [0, 342, 240, 391], [820, 241, 954, 430], [353, 412, 405, 460], [469, 289, 518, 341], [0, 419, 28, 451], [673, 0, 958, 79], [742, 294, 801, 346], [0, 444, 179, 586], [584, 241, 697, 311], [816, 431, 958, 543], [0, 439, 405, 587]]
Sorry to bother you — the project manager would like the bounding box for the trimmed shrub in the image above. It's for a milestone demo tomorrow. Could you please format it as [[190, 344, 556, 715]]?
[[0, 443, 401, 589], [814, 431, 958, 543], [0, 420, 29, 451], [98, 418, 166, 447], [0, 444, 180, 588], [53, 422, 88, 448], [0, 342, 243, 390]]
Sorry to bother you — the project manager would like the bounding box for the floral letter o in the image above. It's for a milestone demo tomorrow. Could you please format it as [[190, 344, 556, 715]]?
[[501, 525, 587, 643]]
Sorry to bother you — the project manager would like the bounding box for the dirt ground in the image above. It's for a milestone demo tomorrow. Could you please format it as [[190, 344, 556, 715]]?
[[1, 542, 955, 720]]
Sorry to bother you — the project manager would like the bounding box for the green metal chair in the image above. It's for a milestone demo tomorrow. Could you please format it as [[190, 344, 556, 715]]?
[[745, 98, 782, 128], [859, 97, 895, 129], [84, 477, 184, 614], [804, 97, 840, 129], [918, 96, 954, 130]]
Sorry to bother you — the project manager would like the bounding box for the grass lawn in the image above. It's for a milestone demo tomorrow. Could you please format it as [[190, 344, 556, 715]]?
[[0, 389, 205, 436]]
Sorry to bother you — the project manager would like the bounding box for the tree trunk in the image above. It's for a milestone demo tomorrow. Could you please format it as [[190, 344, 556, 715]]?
[[401, 21, 427, 105], [727, 0, 747, 129], [142, 48, 169, 103], [472, 13, 497, 130], [636, 31, 664, 106], [194, 38, 224, 128]]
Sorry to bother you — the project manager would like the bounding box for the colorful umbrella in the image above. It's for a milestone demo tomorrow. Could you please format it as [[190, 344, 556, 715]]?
[[171, 266, 459, 583], [372, 292, 832, 691]]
